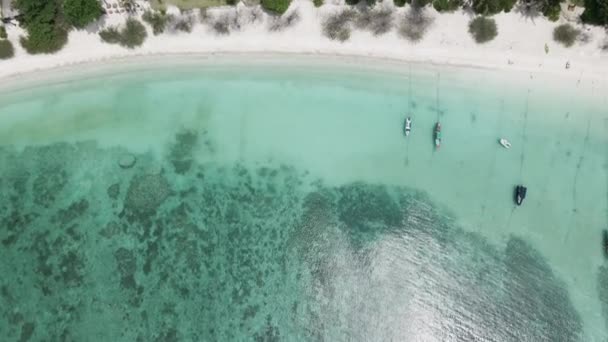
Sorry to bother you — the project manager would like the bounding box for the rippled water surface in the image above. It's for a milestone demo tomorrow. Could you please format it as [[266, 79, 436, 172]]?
[[0, 57, 607, 341]]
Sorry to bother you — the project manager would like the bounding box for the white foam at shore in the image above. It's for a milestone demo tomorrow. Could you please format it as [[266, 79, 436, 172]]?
[[1, 0, 607, 81]]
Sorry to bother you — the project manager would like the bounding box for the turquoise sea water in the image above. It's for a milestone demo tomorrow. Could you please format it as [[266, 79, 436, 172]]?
[[0, 56, 607, 341]]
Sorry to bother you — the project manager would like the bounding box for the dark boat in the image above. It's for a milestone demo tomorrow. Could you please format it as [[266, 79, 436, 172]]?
[[434, 122, 442, 149], [603, 230, 608, 257], [514, 185, 527, 206]]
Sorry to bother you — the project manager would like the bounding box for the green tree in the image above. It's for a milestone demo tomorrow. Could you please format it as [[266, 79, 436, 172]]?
[[581, 0, 608, 25], [0, 39, 14, 59], [433, 0, 463, 12], [0, 26, 7, 39], [119, 18, 147, 48], [63, 0, 103, 29], [99, 27, 121, 44], [260, 0, 292, 14], [142, 10, 172, 35], [468, 16, 498, 43], [499, 0, 517, 12], [14, 0, 68, 54], [472, 0, 503, 15], [99, 18, 147, 49], [553, 23, 580, 47], [19, 19, 69, 54]]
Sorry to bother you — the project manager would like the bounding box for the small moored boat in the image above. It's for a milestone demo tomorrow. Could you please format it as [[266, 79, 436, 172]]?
[[603, 230, 608, 257], [514, 185, 527, 206], [434, 122, 442, 149], [499, 138, 512, 149], [404, 117, 412, 136]]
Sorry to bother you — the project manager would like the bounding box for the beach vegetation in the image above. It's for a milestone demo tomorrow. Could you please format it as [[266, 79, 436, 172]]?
[[392, 0, 429, 5], [0, 26, 7, 39], [581, 0, 608, 25], [468, 16, 497, 43], [355, 8, 394, 36], [173, 16, 194, 33], [99, 27, 122, 44], [398, 6, 434, 42], [150, 0, 230, 10], [208, 12, 238, 35], [553, 23, 580, 47], [143, 10, 173, 35], [99, 18, 148, 48], [542, 3, 561, 21], [269, 11, 301, 31], [313, 0, 324, 7], [499, 0, 518, 12], [261, 0, 292, 15], [0, 39, 15, 59], [433, 0, 464, 12], [118, 19, 148, 48], [211, 17, 231, 35], [472, 0, 501, 14], [207, 6, 263, 34], [63, 0, 103, 29], [322, 10, 356, 42], [20, 22, 69, 54], [14, 0, 69, 54]]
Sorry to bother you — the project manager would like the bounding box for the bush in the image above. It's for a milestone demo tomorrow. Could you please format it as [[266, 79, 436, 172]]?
[[120, 18, 147, 48], [173, 16, 194, 33], [398, 7, 434, 42], [543, 4, 561, 21], [261, 0, 292, 15], [99, 19, 147, 48], [142, 10, 172, 35], [20, 22, 68, 54], [433, 0, 463, 12], [499, 0, 517, 12], [15, 0, 68, 54], [355, 9, 394, 36], [100, 27, 121, 43], [468, 16, 497, 43], [313, 0, 324, 6], [472, 0, 501, 14], [601, 37, 608, 51], [63, 0, 103, 29], [323, 10, 356, 42], [0, 26, 7, 39], [0, 39, 14, 59], [553, 23, 580, 47], [269, 10, 300, 31], [581, 0, 608, 25]]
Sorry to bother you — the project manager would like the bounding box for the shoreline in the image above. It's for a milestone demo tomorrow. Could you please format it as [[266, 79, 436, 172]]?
[[0, 51, 603, 97], [1, 1, 607, 83]]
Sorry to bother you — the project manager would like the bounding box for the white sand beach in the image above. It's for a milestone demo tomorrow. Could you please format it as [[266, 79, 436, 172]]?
[[0, 0, 607, 80]]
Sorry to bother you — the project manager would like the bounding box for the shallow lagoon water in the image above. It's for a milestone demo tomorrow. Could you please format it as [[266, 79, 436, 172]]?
[[0, 56, 607, 341]]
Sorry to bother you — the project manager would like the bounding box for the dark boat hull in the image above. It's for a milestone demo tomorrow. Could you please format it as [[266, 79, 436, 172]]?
[[603, 230, 608, 257], [514, 185, 527, 206]]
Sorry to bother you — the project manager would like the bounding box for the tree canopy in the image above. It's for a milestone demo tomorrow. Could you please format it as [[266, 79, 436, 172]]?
[[15, 0, 68, 54], [260, 0, 292, 14], [63, 0, 103, 29], [581, 0, 608, 25]]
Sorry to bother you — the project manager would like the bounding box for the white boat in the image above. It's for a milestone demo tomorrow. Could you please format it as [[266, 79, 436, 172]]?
[[404, 117, 412, 136], [499, 138, 511, 149]]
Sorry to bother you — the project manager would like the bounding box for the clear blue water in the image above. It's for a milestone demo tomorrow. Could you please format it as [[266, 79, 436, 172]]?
[[0, 56, 607, 341]]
